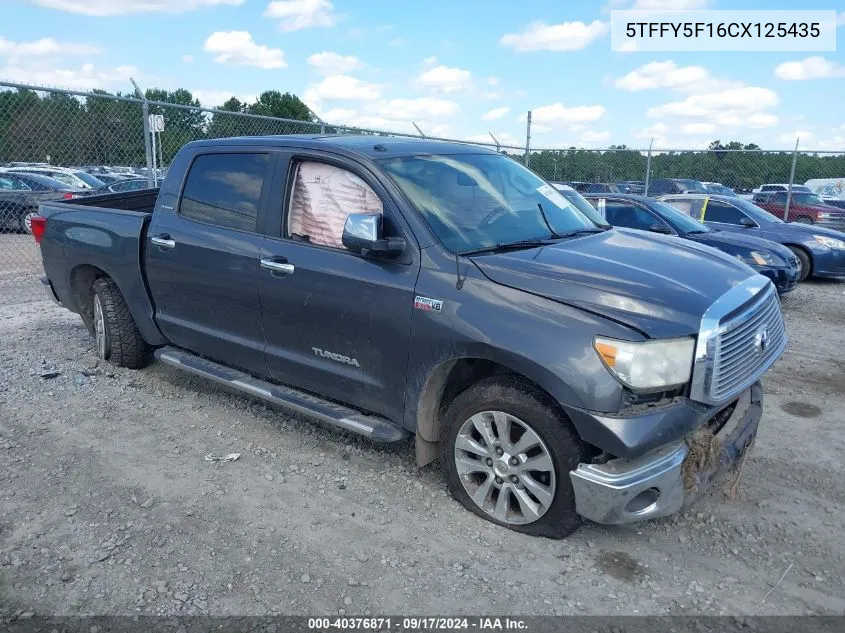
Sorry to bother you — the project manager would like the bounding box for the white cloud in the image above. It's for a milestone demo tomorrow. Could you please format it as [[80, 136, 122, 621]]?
[[614, 61, 710, 91], [680, 122, 715, 135], [501, 20, 608, 52], [192, 90, 256, 108], [0, 62, 138, 90], [482, 106, 510, 121], [579, 130, 611, 143], [304, 75, 381, 103], [376, 97, 459, 120], [837, 11, 845, 26], [182, 55, 194, 63], [0, 36, 101, 60], [777, 130, 814, 144], [486, 76, 500, 86], [422, 56, 438, 66], [775, 56, 845, 81], [321, 107, 454, 136], [647, 86, 779, 129], [23, 0, 243, 15], [417, 65, 472, 93], [307, 51, 362, 75], [523, 102, 606, 126], [203, 31, 286, 69], [264, 0, 337, 32]]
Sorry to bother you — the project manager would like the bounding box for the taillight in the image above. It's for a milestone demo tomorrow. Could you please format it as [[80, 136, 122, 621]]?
[[62, 192, 76, 199], [31, 215, 47, 244]]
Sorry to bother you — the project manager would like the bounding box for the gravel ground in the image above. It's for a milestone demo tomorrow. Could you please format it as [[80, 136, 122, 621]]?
[[0, 280, 843, 618]]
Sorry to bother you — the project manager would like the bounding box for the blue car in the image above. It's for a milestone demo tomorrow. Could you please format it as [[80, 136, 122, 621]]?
[[659, 194, 845, 282], [582, 193, 801, 294]]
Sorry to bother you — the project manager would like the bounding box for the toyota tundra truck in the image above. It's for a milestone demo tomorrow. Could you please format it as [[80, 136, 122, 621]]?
[[34, 136, 786, 538]]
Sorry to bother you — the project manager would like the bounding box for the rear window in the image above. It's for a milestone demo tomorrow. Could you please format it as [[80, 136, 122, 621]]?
[[180, 153, 269, 232]]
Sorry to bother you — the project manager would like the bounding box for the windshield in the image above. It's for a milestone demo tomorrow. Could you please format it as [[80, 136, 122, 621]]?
[[651, 200, 710, 233], [676, 179, 708, 192], [73, 171, 105, 188], [557, 189, 608, 226], [380, 154, 597, 252], [727, 198, 784, 224], [784, 192, 826, 205]]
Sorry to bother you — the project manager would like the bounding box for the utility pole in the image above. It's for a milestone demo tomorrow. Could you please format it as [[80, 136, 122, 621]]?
[[644, 137, 654, 196], [784, 137, 799, 221], [525, 111, 532, 168]]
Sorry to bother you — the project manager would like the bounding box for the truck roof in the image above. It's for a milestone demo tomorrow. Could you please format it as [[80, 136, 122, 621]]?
[[186, 134, 499, 159]]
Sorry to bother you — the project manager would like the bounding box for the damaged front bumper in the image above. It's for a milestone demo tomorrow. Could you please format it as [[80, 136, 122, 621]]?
[[569, 382, 762, 525]]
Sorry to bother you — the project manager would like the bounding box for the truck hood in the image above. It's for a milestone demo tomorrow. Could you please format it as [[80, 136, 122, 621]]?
[[687, 230, 793, 263], [471, 228, 757, 339]]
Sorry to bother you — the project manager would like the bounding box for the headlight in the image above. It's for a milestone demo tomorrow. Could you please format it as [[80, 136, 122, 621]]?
[[814, 235, 845, 250], [737, 251, 782, 267], [817, 212, 831, 219], [594, 336, 695, 390]]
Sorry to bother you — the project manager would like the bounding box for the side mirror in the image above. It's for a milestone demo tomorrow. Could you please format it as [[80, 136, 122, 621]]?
[[342, 213, 405, 258], [648, 224, 672, 234], [739, 217, 756, 228]]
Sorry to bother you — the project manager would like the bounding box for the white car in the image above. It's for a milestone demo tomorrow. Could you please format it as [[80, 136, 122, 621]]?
[[4, 166, 103, 190]]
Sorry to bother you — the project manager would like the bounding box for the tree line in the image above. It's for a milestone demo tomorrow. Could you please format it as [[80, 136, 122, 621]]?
[[1, 86, 843, 189]]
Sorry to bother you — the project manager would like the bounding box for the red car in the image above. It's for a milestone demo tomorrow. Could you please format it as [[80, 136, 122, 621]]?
[[757, 191, 845, 230]]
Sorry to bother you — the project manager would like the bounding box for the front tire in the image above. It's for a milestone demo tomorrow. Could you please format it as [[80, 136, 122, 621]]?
[[91, 278, 149, 369], [440, 376, 588, 539], [787, 246, 811, 282]]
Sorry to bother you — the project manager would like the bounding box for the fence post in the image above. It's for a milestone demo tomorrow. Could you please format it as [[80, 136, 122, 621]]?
[[525, 111, 532, 168], [784, 137, 799, 221], [131, 78, 155, 188], [644, 137, 653, 196]]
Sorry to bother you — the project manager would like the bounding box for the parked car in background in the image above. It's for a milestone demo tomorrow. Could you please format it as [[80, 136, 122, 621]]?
[[91, 173, 134, 185], [754, 191, 845, 230], [585, 193, 799, 293], [34, 135, 786, 537], [754, 184, 812, 195], [617, 180, 645, 194], [0, 171, 85, 233], [5, 166, 104, 190], [822, 199, 845, 211], [94, 178, 149, 194], [647, 178, 708, 196], [584, 183, 625, 193], [702, 182, 737, 196], [659, 194, 845, 282]]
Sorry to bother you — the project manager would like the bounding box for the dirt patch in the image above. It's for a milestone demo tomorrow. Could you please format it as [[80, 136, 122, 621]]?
[[780, 401, 822, 419], [595, 550, 645, 583]]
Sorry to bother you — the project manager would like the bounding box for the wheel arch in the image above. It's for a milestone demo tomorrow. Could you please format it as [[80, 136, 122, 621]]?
[[413, 354, 576, 466], [783, 242, 814, 276]]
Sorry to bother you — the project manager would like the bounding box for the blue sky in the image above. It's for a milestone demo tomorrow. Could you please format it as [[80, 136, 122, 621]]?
[[1, 0, 844, 150]]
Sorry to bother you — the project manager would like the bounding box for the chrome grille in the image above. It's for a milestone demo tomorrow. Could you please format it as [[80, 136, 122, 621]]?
[[786, 254, 798, 268], [690, 276, 787, 405]]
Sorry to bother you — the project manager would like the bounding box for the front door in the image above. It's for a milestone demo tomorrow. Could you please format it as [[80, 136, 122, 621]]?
[[258, 155, 419, 423], [145, 150, 275, 375]]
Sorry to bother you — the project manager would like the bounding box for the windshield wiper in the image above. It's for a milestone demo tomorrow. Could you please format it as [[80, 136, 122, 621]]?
[[460, 239, 558, 256], [555, 227, 608, 238]]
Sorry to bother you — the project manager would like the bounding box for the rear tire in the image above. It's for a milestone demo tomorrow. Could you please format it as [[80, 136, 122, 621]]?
[[787, 246, 811, 282], [19, 209, 36, 235], [440, 376, 588, 539], [91, 278, 149, 369]]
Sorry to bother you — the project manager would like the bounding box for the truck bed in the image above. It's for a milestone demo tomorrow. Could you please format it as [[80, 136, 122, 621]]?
[[51, 188, 160, 214]]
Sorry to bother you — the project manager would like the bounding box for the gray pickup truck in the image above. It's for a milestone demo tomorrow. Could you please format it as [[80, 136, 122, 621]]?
[[35, 136, 786, 538]]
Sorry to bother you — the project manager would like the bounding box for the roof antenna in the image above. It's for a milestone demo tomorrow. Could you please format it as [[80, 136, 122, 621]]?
[[454, 251, 465, 290]]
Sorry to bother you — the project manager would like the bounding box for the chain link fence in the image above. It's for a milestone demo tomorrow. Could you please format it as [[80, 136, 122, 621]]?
[[2, 79, 844, 303]]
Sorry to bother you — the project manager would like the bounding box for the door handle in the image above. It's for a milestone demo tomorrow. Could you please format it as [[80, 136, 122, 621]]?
[[151, 233, 176, 249], [260, 258, 295, 275]]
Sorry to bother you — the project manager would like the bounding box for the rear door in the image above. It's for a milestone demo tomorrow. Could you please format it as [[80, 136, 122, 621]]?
[[145, 148, 276, 375], [702, 199, 765, 237], [258, 152, 419, 422]]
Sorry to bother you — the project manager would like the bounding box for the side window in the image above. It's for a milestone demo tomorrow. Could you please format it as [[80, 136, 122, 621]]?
[[605, 202, 663, 231], [287, 160, 384, 249], [704, 201, 746, 224], [663, 198, 705, 220], [180, 153, 269, 232]]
